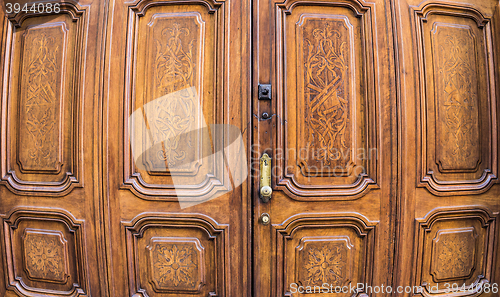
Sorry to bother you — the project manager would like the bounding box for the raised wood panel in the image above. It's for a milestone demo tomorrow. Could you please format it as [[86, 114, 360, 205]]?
[[0, 4, 88, 196], [124, 213, 228, 297], [122, 0, 230, 201], [147, 237, 205, 293], [1, 209, 88, 297], [274, 0, 379, 200], [413, 208, 497, 297], [414, 3, 498, 195], [272, 213, 376, 296]]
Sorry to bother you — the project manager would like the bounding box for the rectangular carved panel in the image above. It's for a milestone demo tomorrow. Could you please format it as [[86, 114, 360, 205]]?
[[273, 214, 376, 296], [414, 4, 498, 195], [275, 1, 379, 200], [432, 24, 480, 172], [431, 228, 476, 282], [1, 7, 87, 196], [2, 209, 88, 297], [143, 13, 204, 174], [147, 237, 205, 292], [23, 230, 69, 283], [123, 1, 230, 200], [296, 236, 353, 288], [298, 15, 354, 175]]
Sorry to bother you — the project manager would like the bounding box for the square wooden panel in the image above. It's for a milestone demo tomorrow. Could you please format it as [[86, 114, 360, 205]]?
[[413, 208, 498, 297], [274, 0, 379, 200], [272, 213, 377, 296], [1, 209, 88, 297], [123, 213, 228, 297]]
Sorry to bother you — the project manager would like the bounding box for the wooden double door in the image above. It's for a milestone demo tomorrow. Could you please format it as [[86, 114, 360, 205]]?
[[0, 0, 499, 296]]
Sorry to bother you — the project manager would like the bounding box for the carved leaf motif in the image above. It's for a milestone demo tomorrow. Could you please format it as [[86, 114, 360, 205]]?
[[146, 22, 198, 169], [304, 21, 350, 166], [152, 243, 199, 290], [24, 232, 67, 282], [434, 25, 480, 170], [433, 230, 476, 281], [22, 33, 61, 169]]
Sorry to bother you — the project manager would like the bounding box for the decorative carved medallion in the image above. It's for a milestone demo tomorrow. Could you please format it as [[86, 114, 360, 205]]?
[[302, 19, 351, 171], [296, 236, 353, 288], [431, 228, 476, 281], [432, 24, 479, 171], [148, 237, 204, 292], [23, 230, 69, 283]]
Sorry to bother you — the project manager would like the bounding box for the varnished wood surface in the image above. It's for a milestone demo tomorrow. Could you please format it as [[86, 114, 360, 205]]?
[[0, 0, 498, 296]]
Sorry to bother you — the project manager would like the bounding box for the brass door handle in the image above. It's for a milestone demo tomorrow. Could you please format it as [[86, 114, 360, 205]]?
[[260, 153, 272, 202]]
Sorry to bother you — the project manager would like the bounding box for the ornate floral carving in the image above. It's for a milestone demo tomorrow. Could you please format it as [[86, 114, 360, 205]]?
[[298, 240, 349, 287], [23, 230, 68, 283], [303, 20, 351, 168], [433, 24, 479, 171], [20, 29, 64, 171], [149, 239, 203, 291], [432, 228, 476, 281]]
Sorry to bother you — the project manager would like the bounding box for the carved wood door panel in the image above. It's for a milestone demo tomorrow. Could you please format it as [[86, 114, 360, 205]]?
[[394, 0, 500, 296], [0, 0, 108, 296], [1, 0, 500, 296], [252, 0, 397, 296]]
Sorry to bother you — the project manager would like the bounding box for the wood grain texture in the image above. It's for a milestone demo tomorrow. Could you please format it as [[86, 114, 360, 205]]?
[[274, 0, 379, 200], [123, 213, 228, 296], [413, 2, 498, 195], [413, 207, 497, 297]]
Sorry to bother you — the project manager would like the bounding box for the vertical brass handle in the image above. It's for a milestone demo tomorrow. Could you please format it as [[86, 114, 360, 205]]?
[[260, 153, 272, 202]]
